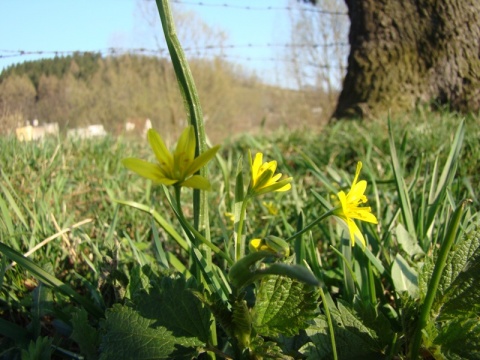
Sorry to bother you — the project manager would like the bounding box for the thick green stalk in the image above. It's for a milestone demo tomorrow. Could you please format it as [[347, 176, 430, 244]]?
[[409, 200, 469, 359], [155, 0, 208, 232], [156, 1, 215, 354]]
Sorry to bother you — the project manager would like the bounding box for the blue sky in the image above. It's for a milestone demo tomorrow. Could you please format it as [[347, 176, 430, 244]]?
[[0, 0, 294, 86]]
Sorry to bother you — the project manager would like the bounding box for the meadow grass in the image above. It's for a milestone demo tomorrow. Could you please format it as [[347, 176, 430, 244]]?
[[0, 110, 479, 358]]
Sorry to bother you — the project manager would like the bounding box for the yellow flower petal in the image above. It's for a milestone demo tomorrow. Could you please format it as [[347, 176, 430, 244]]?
[[185, 145, 220, 176], [333, 161, 377, 247], [123, 126, 219, 189], [147, 129, 173, 175], [180, 175, 212, 190], [122, 158, 177, 185], [249, 152, 292, 196]]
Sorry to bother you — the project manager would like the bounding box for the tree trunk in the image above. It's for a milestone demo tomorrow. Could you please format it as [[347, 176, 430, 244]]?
[[332, 0, 480, 119]]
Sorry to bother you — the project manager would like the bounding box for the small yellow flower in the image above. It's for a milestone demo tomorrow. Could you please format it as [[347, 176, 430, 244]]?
[[333, 161, 378, 247], [122, 126, 220, 190], [248, 152, 292, 196], [249, 236, 290, 257], [249, 238, 271, 253], [262, 201, 279, 216], [224, 212, 235, 224]]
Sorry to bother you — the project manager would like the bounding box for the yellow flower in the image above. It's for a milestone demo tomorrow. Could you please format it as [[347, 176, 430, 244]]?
[[249, 238, 271, 253], [248, 152, 292, 196], [249, 236, 290, 257], [122, 126, 220, 190], [333, 161, 378, 247], [262, 201, 279, 216]]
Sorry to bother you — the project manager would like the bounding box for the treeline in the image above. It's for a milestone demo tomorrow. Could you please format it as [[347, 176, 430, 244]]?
[[0, 53, 330, 141]]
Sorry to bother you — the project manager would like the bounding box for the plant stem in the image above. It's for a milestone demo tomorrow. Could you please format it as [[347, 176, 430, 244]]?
[[235, 197, 249, 262], [409, 200, 468, 359], [319, 287, 338, 360], [286, 208, 336, 243]]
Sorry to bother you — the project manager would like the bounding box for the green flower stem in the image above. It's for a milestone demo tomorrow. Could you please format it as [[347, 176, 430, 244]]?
[[174, 187, 233, 265], [235, 197, 250, 262], [286, 208, 336, 243], [410, 200, 469, 359], [319, 287, 338, 360], [155, 0, 208, 232]]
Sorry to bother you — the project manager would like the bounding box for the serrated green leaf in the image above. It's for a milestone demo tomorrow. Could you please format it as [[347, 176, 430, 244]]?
[[21, 336, 53, 360], [126, 264, 151, 299], [391, 253, 418, 298], [434, 317, 480, 360], [252, 275, 319, 337], [250, 336, 290, 359], [70, 308, 100, 360], [301, 300, 385, 360], [99, 305, 177, 360], [134, 275, 210, 345], [436, 227, 480, 317], [232, 298, 252, 348], [439, 253, 480, 318]]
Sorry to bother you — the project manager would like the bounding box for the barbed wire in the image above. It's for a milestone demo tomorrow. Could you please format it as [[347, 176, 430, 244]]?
[[0, 42, 349, 64], [0, 42, 348, 58], [0, 46, 347, 69], [168, 0, 349, 16]]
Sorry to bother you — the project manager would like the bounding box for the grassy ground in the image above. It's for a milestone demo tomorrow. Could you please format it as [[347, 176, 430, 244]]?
[[0, 110, 479, 358]]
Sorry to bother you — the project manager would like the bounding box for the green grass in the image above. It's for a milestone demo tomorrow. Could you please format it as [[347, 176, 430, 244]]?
[[0, 110, 479, 358]]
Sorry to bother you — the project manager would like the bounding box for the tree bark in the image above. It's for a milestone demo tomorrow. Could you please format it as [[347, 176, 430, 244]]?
[[331, 0, 480, 119]]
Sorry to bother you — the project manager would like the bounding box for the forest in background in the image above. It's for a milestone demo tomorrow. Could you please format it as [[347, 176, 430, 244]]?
[[0, 53, 333, 142]]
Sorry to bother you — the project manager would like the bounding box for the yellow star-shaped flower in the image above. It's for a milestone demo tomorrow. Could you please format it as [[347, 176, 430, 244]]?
[[248, 152, 292, 196], [122, 126, 220, 190], [333, 161, 378, 247]]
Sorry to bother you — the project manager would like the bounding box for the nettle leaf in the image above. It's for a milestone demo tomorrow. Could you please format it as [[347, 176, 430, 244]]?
[[100, 304, 177, 360], [126, 264, 151, 298], [391, 253, 419, 298], [434, 317, 480, 360], [252, 275, 319, 337], [70, 308, 100, 360], [21, 336, 53, 360], [134, 274, 211, 345], [250, 336, 290, 359], [301, 300, 385, 360], [437, 226, 480, 317]]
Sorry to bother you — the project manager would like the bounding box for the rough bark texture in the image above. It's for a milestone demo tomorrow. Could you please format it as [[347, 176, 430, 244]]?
[[329, 0, 480, 119]]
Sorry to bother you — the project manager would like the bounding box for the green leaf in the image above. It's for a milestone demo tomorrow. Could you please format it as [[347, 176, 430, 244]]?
[[70, 308, 100, 360], [391, 253, 418, 298], [250, 336, 289, 360], [134, 274, 210, 345], [126, 264, 151, 299], [0, 242, 104, 319], [99, 305, 178, 360], [436, 226, 480, 317], [301, 301, 385, 360], [388, 119, 416, 243], [434, 317, 480, 360], [396, 223, 424, 258], [252, 275, 319, 337], [21, 336, 53, 360]]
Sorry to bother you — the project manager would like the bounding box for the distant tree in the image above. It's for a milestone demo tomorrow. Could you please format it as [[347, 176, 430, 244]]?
[[0, 75, 36, 123], [304, 0, 480, 119]]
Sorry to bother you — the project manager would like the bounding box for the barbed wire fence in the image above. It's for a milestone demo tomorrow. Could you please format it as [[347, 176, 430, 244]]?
[[0, 0, 350, 86], [0, 42, 348, 68]]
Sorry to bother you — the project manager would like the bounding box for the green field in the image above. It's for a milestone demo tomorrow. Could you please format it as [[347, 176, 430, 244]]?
[[1, 111, 479, 359]]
